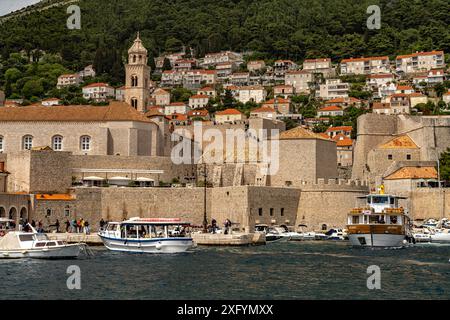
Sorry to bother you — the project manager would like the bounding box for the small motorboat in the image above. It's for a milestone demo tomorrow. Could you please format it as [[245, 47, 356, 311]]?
[[430, 229, 450, 244], [325, 228, 347, 241], [255, 224, 284, 242], [0, 218, 15, 237], [413, 232, 432, 243], [0, 227, 86, 259]]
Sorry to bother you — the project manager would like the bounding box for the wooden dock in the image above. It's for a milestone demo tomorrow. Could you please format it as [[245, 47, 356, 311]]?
[[46, 233, 103, 246], [192, 232, 266, 246]]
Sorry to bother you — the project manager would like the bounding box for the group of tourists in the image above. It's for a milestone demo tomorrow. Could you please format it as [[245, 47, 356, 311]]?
[[208, 218, 233, 234], [64, 218, 90, 234]]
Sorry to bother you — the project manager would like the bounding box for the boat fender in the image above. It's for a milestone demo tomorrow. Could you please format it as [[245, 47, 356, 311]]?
[[156, 242, 162, 250]]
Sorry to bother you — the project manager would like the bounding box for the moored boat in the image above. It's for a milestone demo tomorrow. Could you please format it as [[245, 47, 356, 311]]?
[[0, 228, 85, 259], [98, 217, 194, 253], [347, 192, 412, 248]]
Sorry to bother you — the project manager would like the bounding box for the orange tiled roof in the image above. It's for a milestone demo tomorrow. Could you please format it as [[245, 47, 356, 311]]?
[[325, 97, 360, 104], [170, 113, 188, 121], [319, 105, 343, 112], [333, 134, 353, 147], [168, 102, 186, 106], [83, 82, 111, 89], [36, 194, 75, 201], [251, 106, 277, 113], [397, 85, 413, 90], [264, 98, 290, 104], [409, 92, 426, 97], [216, 108, 243, 116], [326, 126, 352, 133], [372, 102, 391, 109], [342, 56, 389, 63], [190, 94, 209, 99], [0, 101, 154, 124], [378, 135, 419, 149], [279, 126, 332, 141], [396, 50, 444, 60], [385, 166, 437, 180]]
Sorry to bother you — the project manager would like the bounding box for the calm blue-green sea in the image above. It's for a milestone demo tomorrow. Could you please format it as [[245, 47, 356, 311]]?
[[1, 241, 449, 300]]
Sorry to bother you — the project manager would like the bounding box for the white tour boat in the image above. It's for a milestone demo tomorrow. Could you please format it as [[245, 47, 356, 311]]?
[[347, 191, 412, 247], [98, 217, 194, 253], [0, 228, 85, 259]]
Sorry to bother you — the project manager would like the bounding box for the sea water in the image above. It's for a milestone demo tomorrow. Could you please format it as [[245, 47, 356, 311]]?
[[0, 241, 449, 299]]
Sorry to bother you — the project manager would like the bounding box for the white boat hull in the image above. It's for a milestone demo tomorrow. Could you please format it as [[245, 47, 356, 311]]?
[[100, 236, 194, 253], [430, 233, 450, 243], [349, 233, 405, 247], [0, 244, 83, 259]]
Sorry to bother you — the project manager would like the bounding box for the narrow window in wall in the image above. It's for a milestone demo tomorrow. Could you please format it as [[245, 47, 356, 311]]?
[[258, 208, 263, 216]]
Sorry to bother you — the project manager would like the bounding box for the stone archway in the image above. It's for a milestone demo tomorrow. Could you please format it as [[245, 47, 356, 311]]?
[[8, 207, 17, 221], [20, 207, 28, 221], [0, 207, 6, 218]]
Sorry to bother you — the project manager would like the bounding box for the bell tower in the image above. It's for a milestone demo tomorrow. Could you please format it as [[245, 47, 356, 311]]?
[[125, 32, 151, 113]]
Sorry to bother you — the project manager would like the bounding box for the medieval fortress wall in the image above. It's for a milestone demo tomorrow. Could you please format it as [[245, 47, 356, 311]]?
[[353, 114, 450, 185]]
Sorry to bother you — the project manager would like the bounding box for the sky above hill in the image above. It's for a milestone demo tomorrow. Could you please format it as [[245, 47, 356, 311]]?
[[0, 0, 41, 17]]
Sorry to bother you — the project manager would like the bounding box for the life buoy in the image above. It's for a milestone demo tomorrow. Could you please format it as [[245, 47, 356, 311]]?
[[155, 242, 162, 250]]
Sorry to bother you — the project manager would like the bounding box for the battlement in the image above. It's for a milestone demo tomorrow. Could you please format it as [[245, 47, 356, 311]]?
[[298, 178, 369, 191]]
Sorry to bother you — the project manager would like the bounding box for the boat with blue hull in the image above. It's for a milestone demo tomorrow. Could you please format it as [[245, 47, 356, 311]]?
[[98, 217, 194, 253]]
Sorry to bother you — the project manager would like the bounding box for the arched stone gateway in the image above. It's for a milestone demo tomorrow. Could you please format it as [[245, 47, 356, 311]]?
[[0, 207, 6, 218], [20, 207, 28, 220], [8, 207, 17, 220]]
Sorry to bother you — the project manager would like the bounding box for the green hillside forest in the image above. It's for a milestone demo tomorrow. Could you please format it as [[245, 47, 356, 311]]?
[[0, 0, 449, 99]]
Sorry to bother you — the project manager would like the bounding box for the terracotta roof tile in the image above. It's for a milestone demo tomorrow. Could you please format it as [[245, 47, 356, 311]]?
[[0, 101, 154, 124], [216, 108, 243, 116], [279, 126, 332, 141], [385, 166, 437, 180], [378, 135, 419, 149]]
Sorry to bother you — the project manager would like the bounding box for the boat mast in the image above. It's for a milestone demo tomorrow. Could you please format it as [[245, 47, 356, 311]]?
[[202, 162, 208, 233]]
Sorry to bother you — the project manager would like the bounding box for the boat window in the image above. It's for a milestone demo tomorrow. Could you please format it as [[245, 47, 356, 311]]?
[[19, 234, 34, 242], [46, 242, 57, 247], [35, 242, 46, 247], [36, 234, 49, 241], [390, 216, 398, 224], [352, 216, 359, 224], [372, 196, 388, 204], [369, 215, 380, 224], [107, 224, 118, 231], [390, 197, 395, 205], [126, 225, 138, 238], [57, 241, 64, 245]]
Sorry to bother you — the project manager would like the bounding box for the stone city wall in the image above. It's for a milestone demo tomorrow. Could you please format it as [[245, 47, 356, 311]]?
[[295, 179, 369, 231]]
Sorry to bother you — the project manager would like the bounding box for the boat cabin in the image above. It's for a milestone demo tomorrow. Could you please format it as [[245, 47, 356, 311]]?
[[102, 218, 191, 240], [348, 194, 408, 226]]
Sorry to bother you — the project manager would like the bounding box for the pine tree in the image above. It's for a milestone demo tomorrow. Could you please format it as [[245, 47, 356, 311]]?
[[439, 148, 450, 182]]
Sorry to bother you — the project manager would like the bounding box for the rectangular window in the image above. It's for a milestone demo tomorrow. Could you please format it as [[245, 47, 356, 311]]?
[[281, 208, 284, 216], [258, 208, 263, 216], [388, 154, 393, 160], [406, 154, 411, 160], [270, 208, 274, 216]]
